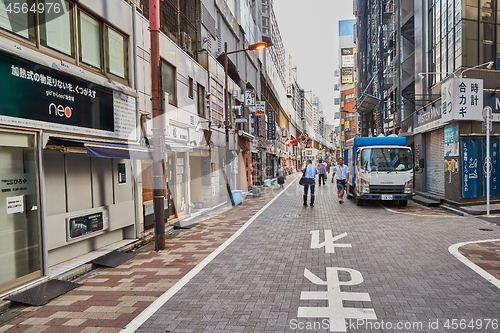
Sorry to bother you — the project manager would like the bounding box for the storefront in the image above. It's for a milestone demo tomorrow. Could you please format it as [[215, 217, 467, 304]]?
[[0, 49, 143, 293], [0, 130, 41, 293]]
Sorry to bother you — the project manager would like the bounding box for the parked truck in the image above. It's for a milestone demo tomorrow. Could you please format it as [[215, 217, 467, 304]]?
[[344, 136, 414, 207]]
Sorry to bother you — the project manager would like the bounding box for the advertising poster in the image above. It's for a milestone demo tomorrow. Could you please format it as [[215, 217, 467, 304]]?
[[444, 125, 459, 157], [67, 211, 108, 240], [482, 138, 500, 196], [461, 139, 480, 198]]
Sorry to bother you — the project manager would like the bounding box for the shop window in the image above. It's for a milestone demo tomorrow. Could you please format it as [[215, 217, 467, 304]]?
[[161, 60, 177, 106], [106, 26, 128, 79], [40, 0, 74, 57], [78, 10, 101, 69]]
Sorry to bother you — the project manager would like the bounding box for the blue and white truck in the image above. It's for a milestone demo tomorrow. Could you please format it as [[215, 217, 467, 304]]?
[[344, 136, 414, 207]]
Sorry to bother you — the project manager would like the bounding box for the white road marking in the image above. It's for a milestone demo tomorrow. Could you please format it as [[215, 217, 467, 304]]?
[[448, 239, 500, 290]]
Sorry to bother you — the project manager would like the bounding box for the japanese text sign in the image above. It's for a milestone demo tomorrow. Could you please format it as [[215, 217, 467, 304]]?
[[254, 101, 265, 115], [461, 138, 481, 198], [245, 89, 255, 106], [442, 78, 483, 123]]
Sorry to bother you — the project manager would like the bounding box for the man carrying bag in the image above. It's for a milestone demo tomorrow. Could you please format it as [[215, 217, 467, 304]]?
[[302, 160, 318, 207]]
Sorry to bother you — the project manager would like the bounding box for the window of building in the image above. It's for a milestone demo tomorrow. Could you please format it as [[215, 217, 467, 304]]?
[[78, 11, 101, 69], [0, 0, 35, 41], [40, 0, 74, 57], [334, 98, 340, 105], [161, 60, 177, 106], [188, 77, 194, 99], [0, 1, 129, 82], [210, 78, 223, 123], [106, 26, 127, 79], [197, 83, 205, 117]]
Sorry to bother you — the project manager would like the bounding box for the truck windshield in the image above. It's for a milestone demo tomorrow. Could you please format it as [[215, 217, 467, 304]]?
[[361, 148, 413, 172]]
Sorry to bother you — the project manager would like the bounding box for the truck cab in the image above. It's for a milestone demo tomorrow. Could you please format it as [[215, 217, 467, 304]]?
[[345, 137, 413, 206]]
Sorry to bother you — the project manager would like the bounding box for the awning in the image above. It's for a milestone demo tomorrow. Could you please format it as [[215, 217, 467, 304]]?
[[47, 137, 152, 160], [356, 94, 381, 113]]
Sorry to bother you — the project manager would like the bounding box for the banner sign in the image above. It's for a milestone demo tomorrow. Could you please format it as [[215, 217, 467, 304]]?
[[461, 138, 481, 198], [0, 51, 115, 131], [266, 109, 276, 140], [482, 138, 500, 196]]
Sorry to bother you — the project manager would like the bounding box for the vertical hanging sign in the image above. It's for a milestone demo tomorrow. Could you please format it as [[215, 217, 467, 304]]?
[[482, 138, 500, 196], [266, 109, 276, 140], [461, 138, 481, 198]]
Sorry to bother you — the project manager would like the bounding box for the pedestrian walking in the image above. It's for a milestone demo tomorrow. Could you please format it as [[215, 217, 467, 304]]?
[[317, 159, 327, 185], [332, 157, 349, 204], [276, 164, 285, 189], [302, 159, 318, 207]]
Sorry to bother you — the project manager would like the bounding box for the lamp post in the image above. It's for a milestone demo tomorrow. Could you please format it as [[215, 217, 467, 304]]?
[[222, 41, 269, 203]]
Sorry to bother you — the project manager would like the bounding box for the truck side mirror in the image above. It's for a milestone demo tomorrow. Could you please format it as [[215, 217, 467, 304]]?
[[419, 158, 425, 169]]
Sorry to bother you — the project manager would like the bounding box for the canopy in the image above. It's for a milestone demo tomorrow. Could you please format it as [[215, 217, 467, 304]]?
[[47, 137, 152, 160]]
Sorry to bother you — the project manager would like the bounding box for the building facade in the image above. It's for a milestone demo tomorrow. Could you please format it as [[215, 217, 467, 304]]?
[[0, 0, 333, 295], [354, 0, 500, 205]]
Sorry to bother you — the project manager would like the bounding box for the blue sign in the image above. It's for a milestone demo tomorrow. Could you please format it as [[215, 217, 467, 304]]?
[[483, 92, 500, 121], [482, 138, 500, 196], [461, 139, 481, 198], [444, 125, 459, 157]]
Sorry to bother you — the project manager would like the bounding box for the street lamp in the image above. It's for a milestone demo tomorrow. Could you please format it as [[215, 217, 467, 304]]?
[[222, 41, 270, 204], [417, 71, 457, 79], [459, 61, 494, 78]]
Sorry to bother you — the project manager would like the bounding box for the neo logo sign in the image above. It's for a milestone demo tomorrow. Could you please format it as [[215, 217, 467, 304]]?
[[48, 103, 72, 118]]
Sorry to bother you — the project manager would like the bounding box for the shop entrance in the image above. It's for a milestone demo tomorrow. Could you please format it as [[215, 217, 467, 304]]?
[[0, 131, 41, 294]]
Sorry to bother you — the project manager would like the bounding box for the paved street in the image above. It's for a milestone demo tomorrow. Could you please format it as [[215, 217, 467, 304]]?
[[127, 177, 500, 333], [1, 174, 500, 333]]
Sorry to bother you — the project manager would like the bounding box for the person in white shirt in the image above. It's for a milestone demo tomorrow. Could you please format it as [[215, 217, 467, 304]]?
[[331, 157, 349, 204], [302, 160, 318, 207]]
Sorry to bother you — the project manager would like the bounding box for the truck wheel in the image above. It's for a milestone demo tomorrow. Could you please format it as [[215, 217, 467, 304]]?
[[356, 197, 364, 206], [346, 185, 353, 199], [399, 200, 407, 207]]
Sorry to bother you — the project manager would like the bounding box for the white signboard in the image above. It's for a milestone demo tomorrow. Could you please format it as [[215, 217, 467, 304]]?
[[441, 78, 483, 123], [254, 101, 265, 115], [6, 195, 24, 214], [245, 89, 255, 106]]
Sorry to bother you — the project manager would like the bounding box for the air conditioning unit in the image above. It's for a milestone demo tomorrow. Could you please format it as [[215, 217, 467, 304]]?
[[180, 32, 192, 53]]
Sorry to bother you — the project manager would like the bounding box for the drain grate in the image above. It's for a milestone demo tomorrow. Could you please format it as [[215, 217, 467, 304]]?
[[479, 228, 494, 231]]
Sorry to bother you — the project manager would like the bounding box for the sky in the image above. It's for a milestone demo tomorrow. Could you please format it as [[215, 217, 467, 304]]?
[[272, 0, 355, 126]]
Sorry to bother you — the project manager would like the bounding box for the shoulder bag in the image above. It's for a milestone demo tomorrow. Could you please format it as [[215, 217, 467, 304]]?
[[299, 167, 307, 186]]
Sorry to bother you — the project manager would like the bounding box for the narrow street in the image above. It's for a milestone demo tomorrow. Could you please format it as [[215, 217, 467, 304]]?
[[127, 177, 500, 333]]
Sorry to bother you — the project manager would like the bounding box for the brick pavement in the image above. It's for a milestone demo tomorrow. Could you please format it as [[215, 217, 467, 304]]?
[[0, 172, 499, 333]]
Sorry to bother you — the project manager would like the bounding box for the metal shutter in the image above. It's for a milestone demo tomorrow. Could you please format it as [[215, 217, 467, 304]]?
[[425, 130, 445, 196]]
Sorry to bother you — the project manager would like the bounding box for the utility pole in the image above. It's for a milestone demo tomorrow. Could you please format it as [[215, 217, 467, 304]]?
[[149, 0, 165, 250]]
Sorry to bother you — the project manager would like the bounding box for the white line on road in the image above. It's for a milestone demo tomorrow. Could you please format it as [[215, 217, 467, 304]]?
[[120, 185, 288, 333], [448, 239, 500, 290]]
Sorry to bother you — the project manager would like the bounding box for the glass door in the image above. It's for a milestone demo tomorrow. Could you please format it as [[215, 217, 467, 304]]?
[[0, 131, 41, 293], [175, 153, 187, 217]]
